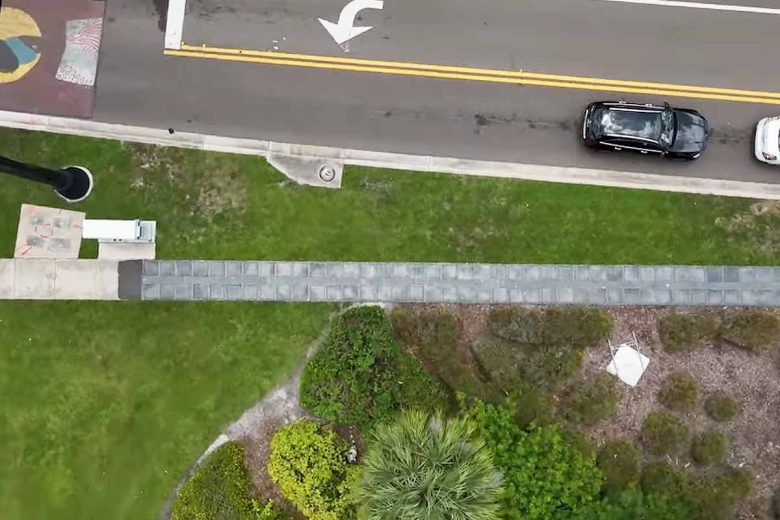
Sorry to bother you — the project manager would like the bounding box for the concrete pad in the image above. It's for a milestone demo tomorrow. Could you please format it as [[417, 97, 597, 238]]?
[[607, 346, 650, 387], [0, 259, 15, 298], [55, 260, 97, 299], [98, 242, 156, 260], [14, 204, 85, 259], [14, 259, 55, 299], [267, 154, 343, 189], [96, 260, 119, 300]]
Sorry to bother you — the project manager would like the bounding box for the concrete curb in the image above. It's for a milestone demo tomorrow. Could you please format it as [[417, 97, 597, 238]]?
[[1, 110, 779, 199], [0, 258, 119, 300]]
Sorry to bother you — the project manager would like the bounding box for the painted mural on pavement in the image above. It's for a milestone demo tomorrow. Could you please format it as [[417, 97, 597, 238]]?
[[0, 0, 106, 117]]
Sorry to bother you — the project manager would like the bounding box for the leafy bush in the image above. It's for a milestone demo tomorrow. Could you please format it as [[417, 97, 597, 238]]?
[[391, 307, 460, 350], [563, 373, 623, 425], [686, 469, 754, 520], [642, 412, 689, 456], [359, 410, 504, 520], [658, 313, 720, 353], [705, 392, 740, 422], [267, 420, 359, 520], [508, 380, 555, 429], [171, 441, 258, 520], [722, 310, 780, 353], [658, 372, 699, 412], [392, 308, 495, 402], [464, 400, 603, 520], [641, 462, 690, 497], [691, 431, 728, 466], [474, 339, 584, 393], [597, 439, 642, 494], [256, 500, 293, 520], [300, 306, 446, 426], [573, 489, 692, 520], [488, 307, 613, 348]]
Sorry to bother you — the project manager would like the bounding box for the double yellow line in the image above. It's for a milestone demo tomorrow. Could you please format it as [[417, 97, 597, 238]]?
[[166, 43, 780, 105]]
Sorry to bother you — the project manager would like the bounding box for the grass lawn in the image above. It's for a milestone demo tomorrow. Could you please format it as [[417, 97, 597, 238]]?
[[0, 301, 332, 520], [0, 128, 777, 265]]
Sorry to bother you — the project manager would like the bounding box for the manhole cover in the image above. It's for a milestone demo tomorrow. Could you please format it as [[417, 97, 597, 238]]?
[[318, 165, 337, 183]]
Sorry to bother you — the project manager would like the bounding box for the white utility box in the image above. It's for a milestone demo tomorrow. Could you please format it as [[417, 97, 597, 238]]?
[[82, 219, 156, 243]]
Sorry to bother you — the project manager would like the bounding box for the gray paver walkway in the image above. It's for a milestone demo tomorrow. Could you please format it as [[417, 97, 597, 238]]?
[[125, 261, 780, 306]]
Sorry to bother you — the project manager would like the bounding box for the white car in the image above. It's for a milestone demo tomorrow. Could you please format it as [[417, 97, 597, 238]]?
[[755, 116, 780, 165]]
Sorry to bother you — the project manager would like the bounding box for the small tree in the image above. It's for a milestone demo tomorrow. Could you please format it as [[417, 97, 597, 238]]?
[[658, 372, 699, 412], [642, 412, 689, 456], [359, 410, 503, 520], [267, 420, 358, 520]]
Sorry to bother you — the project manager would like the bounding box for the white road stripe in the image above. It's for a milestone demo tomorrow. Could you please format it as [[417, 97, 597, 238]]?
[[598, 0, 780, 15], [164, 0, 187, 50]]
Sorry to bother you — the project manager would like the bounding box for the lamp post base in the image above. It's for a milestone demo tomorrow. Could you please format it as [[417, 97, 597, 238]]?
[[55, 166, 94, 203]]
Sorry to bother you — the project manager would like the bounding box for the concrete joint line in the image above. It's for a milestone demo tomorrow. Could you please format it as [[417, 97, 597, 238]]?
[[1, 110, 779, 199]]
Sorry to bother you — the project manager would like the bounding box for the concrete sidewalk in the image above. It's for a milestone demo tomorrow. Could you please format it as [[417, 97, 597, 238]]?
[[0, 259, 118, 300], [122, 260, 780, 307]]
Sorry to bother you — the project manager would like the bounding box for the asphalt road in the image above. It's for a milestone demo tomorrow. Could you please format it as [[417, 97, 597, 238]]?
[[93, 0, 780, 183]]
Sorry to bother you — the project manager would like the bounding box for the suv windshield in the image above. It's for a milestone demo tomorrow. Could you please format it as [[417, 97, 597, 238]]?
[[659, 109, 675, 148]]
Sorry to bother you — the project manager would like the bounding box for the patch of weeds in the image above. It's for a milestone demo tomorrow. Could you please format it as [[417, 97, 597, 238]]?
[[487, 307, 613, 348], [597, 439, 642, 494], [705, 392, 740, 423], [722, 310, 780, 353], [641, 462, 690, 497], [658, 312, 721, 353], [659, 372, 699, 412], [691, 431, 728, 466], [562, 373, 623, 425], [716, 200, 780, 256], [642, 411, 690, 456]]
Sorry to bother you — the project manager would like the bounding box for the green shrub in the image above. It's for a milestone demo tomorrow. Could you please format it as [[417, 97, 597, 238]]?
[[573, 489, 692, 520], [722, 310, 780, 353], [267, 420, 359, 520], [391, 307, 460, 350], [359, 410, 504, 520], [488, 307, 613, 348], [300, 306, 446, 426], [474, 339, 584, 393], [597, 439, 642, 494], [171, 441, 258, 520], [705, 392, 740, 422], [691, 431, 728, 466], [659, 372, 699, 412], [563, 373, 623, 425], [508, 379, 555, 429], [686, 469, 754, 520], [642, 412, 689, 456], [542, 307, 614, 348], [658, 313, 720, 353], [464, 400, 603, 520], [392, 308, 495, 403], [255, 500, 293, 520], [641, 462, 690, 497]]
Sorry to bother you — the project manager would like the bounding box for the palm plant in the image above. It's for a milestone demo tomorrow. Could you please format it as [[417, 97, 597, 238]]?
[[358, 410, 504, 520]]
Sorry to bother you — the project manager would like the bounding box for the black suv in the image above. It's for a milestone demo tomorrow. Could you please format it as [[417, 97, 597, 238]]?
[[582, 101, 710, 160]]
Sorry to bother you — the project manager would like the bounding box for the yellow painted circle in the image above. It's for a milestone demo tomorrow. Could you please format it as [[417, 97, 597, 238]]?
[[0, 7, 42, 84]]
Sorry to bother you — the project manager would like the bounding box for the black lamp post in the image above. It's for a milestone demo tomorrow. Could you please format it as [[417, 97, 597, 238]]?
[[0, 154, 93, 203]]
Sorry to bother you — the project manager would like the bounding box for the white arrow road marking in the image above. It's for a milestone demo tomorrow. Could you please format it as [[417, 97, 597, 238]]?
[[318, 0, 385, 46]]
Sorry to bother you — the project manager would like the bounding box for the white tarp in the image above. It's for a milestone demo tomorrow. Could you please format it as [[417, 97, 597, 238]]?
[[606, 345, 650, 387]]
